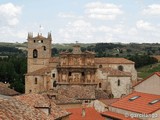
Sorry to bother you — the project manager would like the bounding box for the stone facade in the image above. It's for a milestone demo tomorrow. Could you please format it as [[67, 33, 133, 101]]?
[[25, 33, 137, 98]]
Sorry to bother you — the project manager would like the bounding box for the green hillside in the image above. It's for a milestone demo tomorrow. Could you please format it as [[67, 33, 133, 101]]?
[[137, 63, 160, 79]]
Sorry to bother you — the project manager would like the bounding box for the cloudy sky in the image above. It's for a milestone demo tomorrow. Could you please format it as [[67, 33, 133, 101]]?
[[0, 0, 160, 43]]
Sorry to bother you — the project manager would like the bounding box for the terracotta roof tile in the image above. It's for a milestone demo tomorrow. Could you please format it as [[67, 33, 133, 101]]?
[[26, 67, 53, 76], [14, 93, 70, 119], [95, 57, 134, 64], [0, 82, 19, 96], [0, 98, 53, 120], [14, 94, 50, 107], [67, 107, 105, 120], [101, 111, 139, 120], [99, 67, 131, 77], [111, 91, 160, 114], [57, 85, 96, 100], [153, 55, 160, 61]]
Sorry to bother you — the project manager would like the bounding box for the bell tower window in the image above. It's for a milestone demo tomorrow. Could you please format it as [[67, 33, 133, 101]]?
[[43, 46, 46, 51], [33, 49, 38, 58]]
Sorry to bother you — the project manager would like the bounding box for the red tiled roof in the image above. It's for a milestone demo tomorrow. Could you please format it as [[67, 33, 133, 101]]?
[[99, 67, 131, 77], [26, 67, 53, 76], [49, 57, 59, 63], [133, 72, 160, 87], [101, 111, 138, 120], [67, 107, 105, 120], [95, 57, 134, 64], [111, 91, 160, 114], [0, 98, 53, 120], [14, 94, 50, 108], [0, 82, 19, 96], [14, 93, 70, 119], [153, 55, 160, 61], [99, 98, 119, 106]]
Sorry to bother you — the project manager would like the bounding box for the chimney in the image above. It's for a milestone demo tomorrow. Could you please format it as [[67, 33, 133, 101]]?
[[82, 107, 86, 117]]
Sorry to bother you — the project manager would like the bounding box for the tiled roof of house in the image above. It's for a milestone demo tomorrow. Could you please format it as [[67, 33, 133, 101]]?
[[95, 57, 134, 64], [14, 93, 70, 119], [67, 107, 105, 120], [49, 57, 59, 63], [26, 67, 53, 76], [14, 94, 50, 108], [50, 101, 71, 119], [99, 98, 119, 106], [0, 98, 53, 120], [0, 82, 19, 96], [99, 67, 131, 77], [111, 91, 160, 114], [101, 111, 138, 120], [133, 72, 160, 87], [153, 55, 160, 61]]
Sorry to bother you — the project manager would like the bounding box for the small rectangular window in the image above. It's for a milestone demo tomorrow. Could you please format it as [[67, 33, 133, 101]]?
[[52, 73, 55, 78]]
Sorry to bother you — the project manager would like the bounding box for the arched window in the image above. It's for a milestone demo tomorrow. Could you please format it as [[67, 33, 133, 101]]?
[[34, 40, 36, 43], [99, 83, 102, 88], [33, 49, 38, 58], [41, 40, 43, 43], [43, 46, 46, 51], [118, 79, 120, 86], [99, 64, 102, 68], [118, 65, 123, 71], [35, 78, 37, 84]]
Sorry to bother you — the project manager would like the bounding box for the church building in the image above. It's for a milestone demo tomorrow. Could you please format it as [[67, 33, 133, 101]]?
[[25, 33, 137, 98]]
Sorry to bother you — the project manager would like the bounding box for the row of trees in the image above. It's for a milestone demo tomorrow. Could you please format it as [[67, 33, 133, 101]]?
[[0, 56, 26, 93], [0, 46, 27, 93]]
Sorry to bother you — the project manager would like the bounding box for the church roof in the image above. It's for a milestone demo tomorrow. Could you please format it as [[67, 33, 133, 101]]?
[[26, 67, 53, 76], [99, 67, 131, 77], [95, 57, 134, 64]]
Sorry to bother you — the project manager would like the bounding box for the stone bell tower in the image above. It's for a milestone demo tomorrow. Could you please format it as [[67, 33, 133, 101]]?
[[27, 32, 52, 73]]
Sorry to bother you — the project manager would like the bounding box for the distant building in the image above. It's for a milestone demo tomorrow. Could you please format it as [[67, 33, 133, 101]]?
[[25, 33, 137, 98]]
